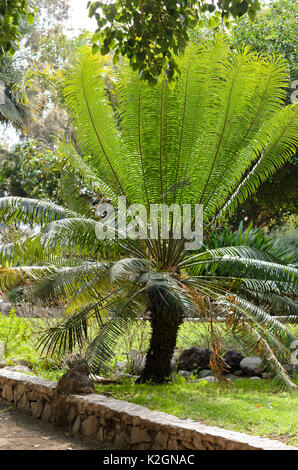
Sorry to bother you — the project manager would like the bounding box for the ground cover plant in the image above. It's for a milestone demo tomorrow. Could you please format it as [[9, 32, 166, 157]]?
[[0, 311, 66, 381], [0, 39, 297, 388]]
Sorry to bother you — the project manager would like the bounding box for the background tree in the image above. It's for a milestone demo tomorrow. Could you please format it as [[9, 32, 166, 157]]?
[[88, 0, 262, 84], [0, 139, 61, 200], [231, 0, 297, 94], [0, 0, 36, 58]]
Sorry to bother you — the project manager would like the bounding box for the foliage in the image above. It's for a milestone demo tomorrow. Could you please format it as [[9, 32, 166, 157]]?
[[0, 0, 36, 58], [205, 221, 296, 265], [234, 162, 298, 228], [0, 311, 66, 380], [88, 0, 261, 84], [0, 41, 297, 388], [272, 216, 298, 265], [231, 0, 298, 90], [0, 139, 61, 200], [0, 310, 31, 359]]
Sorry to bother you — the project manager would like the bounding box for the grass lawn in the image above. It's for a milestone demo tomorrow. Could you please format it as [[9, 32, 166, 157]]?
[[94, 377, 298, 446]]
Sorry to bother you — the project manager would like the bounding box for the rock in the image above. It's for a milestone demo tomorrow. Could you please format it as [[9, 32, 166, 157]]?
[[97, 427, 104, 442], [178, 370, 191, 379], [14, 383, 26, 402], [41, 402, 52, 421], [91, 375, 121, 385], [0, 361, 7, 368], [12, 359, 33, 369], [178, 347, 212, 372], [198, 369, 213, 379], [283, 363, 298, 376], [223, 350, 244, 372], [114, 372, 136, 380], [27, 391, 38, 401], [4, 365, 32, 374], [52, 359, 94, 427], [170, 354, 179, 371], [16, 393, 30, 411], [197, 376, 218, 383], [262, 372, 273, 379], [31, 400, 43, 418], [55, 358, 94, 394], [249, 376, 261, 380], [72, 415, 81, 434], [115, 432, 129, 449], [130, 427, 151, 445], [154, 431, 169, 448], [116, 361, 128, 371], [128, 350, 146, 374], [0, 301, 14, 316], [240, 357, 264, 377], [225, 374, 241, 381], [234, 369, 244, 376], [81, 415, 99, 438], [2, 383, 14, 401]]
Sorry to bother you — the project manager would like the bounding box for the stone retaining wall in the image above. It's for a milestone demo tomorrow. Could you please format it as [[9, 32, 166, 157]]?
[[0, 370, 295, 450]]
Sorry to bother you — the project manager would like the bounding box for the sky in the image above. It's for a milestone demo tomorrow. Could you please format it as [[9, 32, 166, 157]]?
[[67, 0, 97, 34]]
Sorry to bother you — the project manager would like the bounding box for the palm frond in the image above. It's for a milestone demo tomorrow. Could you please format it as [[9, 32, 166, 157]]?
[[0, 197, 74, 227]]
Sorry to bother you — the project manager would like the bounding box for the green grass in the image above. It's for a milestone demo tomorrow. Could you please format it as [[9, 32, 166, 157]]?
[[0, 312, 66, 381], [94, 377, 298, 446]]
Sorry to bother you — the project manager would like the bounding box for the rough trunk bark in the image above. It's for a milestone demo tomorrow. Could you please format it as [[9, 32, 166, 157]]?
[[137, 310, 182, 384]]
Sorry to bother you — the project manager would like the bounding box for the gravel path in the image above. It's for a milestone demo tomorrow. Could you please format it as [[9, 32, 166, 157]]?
[[0, 398, 113, 450]]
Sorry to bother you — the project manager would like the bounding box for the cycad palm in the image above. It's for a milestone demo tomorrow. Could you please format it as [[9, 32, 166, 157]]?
[[0, 39, 297, 387]]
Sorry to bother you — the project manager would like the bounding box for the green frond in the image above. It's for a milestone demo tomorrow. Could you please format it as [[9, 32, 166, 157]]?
[[0, 197, 74, 227], [63, 48, 125, 194], [233, 318, 297, 391], [86, 288, 146, 372], [220, 104, 298, 217], [41, 217, 115, 258], [60, 167, 94, 218], [37, 301, 105, 356], [229, 296, 296, 348], [58, 141, 118, 204], [110, 257, 150, 283], [31, 262, 111, 304]]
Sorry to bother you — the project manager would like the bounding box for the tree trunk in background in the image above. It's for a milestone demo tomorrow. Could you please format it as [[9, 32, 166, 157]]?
[[137, 308, 182, 384]]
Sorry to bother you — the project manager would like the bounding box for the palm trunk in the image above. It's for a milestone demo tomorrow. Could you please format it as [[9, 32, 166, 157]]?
[[137, 308, 182, 384]]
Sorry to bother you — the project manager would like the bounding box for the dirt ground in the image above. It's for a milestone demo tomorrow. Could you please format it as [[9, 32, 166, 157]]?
[[0, 398, 114, 450]]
